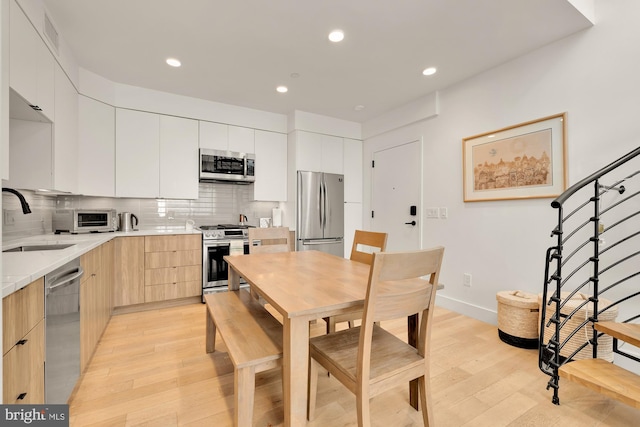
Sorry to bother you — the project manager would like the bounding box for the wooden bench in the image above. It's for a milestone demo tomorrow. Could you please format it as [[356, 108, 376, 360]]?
[[205, 290, 283, 427]]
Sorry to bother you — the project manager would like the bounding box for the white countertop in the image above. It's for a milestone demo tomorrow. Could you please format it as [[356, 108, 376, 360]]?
[[2, 229, 202, 298]]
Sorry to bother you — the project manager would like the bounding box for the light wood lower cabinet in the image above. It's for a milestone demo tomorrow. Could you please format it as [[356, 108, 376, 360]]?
[[113, 236, 145, 307], [80, 241, 114, 372], [2, 278, 45, 404], [144, 235, 202, 303]]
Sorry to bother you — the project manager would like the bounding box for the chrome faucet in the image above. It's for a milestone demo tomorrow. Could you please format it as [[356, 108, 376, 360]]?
[[2, 188, 32, 214]]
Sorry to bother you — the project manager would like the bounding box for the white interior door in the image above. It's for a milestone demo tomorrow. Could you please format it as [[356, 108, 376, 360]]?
[[371, 140, 421, 251]]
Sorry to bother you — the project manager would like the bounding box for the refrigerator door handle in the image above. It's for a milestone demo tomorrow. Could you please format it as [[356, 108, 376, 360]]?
[[322, 180, 327, 229], [320, 181, 327, 229]]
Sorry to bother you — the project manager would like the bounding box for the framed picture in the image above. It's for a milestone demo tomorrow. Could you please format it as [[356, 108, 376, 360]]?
[[462, 113, 567, 202]]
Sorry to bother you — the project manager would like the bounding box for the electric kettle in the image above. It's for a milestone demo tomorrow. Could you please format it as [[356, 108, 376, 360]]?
[[118, 212, 139, 232]]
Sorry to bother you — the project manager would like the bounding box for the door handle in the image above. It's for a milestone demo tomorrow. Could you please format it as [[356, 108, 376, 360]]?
[[405, 221, 416, 226]]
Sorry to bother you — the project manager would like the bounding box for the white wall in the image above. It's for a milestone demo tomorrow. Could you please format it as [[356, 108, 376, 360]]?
[[363, 0, 640, 324]]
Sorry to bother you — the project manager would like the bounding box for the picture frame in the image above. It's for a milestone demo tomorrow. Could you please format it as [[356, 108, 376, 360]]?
[[462, 113, 567, 202]]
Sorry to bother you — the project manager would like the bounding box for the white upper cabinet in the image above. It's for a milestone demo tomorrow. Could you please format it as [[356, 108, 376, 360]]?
[[343, 138, 362, 203], [116, 109, 199, 199], [53, 64, 79, 193], [295, 131, 322, 172], [199, 121, 228, 151], [295, 130, 344, 174], [9, 0, 54, 121], [254, 130, 287, 201], [321, 135, 344, 175], [115, 109, 160, 198], [199, 122, 255, 155], [228, 125, 255, 153], [160, 115, 199, 199], [78, 96, 115, 197]]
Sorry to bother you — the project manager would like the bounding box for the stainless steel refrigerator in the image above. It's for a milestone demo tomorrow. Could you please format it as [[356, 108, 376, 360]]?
[[297, 170, 344, 257]]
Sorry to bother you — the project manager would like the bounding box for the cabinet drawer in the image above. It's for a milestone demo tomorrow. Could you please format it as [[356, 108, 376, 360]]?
[[3, 278, 44, 355], [144, 265, 201, 286], [3, 320, 45, 404], [144, 280, 201, 303], [145, 235, 201, 252], [145, 250, 201, 269]]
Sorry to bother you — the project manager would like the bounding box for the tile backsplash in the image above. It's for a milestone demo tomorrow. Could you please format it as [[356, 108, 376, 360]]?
[[2, 189, 56, 241], [2, 183, 279, 242]]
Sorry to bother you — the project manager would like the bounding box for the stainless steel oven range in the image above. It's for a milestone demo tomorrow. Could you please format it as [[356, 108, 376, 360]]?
[[200, 224, 251, 301]]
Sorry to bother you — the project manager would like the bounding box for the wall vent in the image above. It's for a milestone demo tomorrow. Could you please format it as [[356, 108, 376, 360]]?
[[43, 13, 59, 53]]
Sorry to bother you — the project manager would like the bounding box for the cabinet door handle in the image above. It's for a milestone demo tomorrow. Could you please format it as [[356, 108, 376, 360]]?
[[17, 392, 27, 400], [16, 339, 28, 346]]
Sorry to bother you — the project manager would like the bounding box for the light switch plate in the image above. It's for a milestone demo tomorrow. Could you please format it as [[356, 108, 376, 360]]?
[[426, 208, 439, 218]]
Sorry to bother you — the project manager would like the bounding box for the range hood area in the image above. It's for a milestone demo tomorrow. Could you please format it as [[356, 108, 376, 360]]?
[[9, 89, 52, 123]]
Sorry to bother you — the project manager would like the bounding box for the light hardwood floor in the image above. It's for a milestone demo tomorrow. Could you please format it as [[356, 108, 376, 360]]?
[[69, 303, 640, 426]]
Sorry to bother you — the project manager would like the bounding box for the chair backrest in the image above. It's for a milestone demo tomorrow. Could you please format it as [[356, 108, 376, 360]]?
[[350, 230, 388, 265], [358, 246, 445, 374], [248, 227, 292, 254]]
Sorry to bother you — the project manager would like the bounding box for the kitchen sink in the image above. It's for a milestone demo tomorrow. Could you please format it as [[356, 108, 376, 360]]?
[[3, 243, 75, 253]]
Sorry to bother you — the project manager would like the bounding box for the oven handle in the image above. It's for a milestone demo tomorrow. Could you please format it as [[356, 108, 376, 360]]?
[[203, 240, 232, 248]]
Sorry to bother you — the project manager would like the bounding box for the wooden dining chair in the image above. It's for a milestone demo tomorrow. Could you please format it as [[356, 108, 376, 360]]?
[[248, 227, 292, 254], [247, 227, 292, 304], [325, 230, 388, 334], [308, 246, 445, 426]]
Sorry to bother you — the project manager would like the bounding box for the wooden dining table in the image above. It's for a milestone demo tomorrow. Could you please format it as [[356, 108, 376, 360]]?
[[224, 250, 370, 426], [224, 250, 424, 426]]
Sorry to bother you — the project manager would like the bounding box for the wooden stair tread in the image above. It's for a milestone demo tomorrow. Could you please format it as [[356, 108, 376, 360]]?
[[559, 358, 640, 409], [595, 321, 640, 348]]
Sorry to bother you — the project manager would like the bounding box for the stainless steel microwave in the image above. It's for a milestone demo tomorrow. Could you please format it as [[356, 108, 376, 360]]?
[[53, 209, 117, 234], [199, 149, 255, 184]]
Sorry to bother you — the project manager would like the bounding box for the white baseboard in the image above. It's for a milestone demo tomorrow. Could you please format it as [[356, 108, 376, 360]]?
[[435, 295, 498, 326]]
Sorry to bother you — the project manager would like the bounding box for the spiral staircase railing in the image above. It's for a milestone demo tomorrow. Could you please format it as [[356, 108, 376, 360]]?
[[538, 146, 640, 404]]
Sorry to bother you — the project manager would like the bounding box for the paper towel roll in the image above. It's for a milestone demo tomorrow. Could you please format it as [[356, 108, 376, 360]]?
[[272, 208, 282, 227]]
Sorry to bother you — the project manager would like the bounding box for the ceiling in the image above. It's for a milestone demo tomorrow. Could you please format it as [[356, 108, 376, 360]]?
[[41, 0, 593, 123]]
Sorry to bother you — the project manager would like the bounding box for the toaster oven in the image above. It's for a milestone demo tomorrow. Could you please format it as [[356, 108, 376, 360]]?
[[53, 209, 117, 234]]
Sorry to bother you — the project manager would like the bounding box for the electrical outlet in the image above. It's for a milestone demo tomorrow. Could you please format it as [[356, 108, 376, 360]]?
[[439, 207, 448, 219], [426, 207, 439, 219], [463, 273, 472, 287]]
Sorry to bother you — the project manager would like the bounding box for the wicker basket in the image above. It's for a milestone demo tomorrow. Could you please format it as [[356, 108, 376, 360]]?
[[497, 290, 540, 349], [538, 292, 618, 361]]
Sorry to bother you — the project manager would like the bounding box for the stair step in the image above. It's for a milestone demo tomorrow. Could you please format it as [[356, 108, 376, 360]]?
[[559, 358, 640, 409], [595, 321, 640, 348]]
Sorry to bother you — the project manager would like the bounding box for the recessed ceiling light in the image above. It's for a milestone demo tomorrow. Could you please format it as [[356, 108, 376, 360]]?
[[328, 30, 344, 42], [354, 105, 365, 111], [422, 67, 437, 76], [166, 58, 181, 67], [276, 86, 288, 93], [290, 72, 300, 79]]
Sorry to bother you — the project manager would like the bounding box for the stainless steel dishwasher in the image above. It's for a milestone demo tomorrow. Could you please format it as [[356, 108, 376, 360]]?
[[45, 258, 84, 404]]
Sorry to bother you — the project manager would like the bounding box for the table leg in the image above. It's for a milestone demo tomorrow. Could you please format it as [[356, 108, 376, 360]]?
[[408, 314, 419, 410], [228, 266, 240, 291], [283, 316, 309, 427]]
